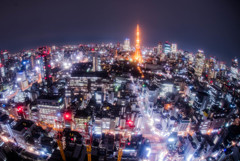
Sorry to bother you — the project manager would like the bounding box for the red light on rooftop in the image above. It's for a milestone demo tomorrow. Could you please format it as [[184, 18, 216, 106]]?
[[17, 106, 23, 112], [64, 113, 71, 120], [127, 120, 133, 125]]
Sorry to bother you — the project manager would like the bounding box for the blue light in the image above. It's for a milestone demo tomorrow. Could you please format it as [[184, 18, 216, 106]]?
[[224, 148, 227, 152], [22, 60, 29, 65], [58, 98, 62, 103], [40, 151, 45, 155]]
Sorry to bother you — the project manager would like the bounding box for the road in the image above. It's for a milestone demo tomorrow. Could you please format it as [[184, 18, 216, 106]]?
[[131, 77, 167, 161]]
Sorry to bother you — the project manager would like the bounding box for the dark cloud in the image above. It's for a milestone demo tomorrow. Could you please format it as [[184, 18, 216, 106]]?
[[0, 0, 240, 63]]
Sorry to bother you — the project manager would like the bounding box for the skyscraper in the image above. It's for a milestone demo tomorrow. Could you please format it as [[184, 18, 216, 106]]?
[[134, 24, 142, 63], [93, 56, 97, 72], [0, 51, 8, 65], [171, 43, 177, 53], [157, 42, 163, 55], [230, 58, 238, 80], [164, 41, 171, 54], [38, 47, 52, 87], [92, 54, 101, 72], [194, 50, 205, 78], [123, 38, 131, 51], [0, 51, 8, 80]]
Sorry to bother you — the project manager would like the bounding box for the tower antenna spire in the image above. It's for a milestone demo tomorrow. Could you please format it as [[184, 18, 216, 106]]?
[[134, 24, 142, 63]]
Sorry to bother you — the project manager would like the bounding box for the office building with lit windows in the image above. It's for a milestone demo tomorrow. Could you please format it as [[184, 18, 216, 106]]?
[[194, 50, 205, 78], [164, 41, 171, 54], [230, 58, 238, 80], [74, 110, 91, 132], [123, 38, 131, 51], [157, 42, 163, 55], [37, 94, 64, 127], [171, 43, 177, 53]]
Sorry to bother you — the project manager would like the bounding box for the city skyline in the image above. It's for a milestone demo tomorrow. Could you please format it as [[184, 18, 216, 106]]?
[[1, 1, 240, 161], [0, 24, 240, 160]]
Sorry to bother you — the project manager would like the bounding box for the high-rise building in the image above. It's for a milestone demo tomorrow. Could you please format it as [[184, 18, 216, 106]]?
[[219, 61, 226, 70], [178, 118, 190, 133], [0, 51, 8, 65], [134, 24, 142, 63], [95, 88, 103, 104], [123, 38, 131, 51], [0, 63, 5, 80], [194, 50, 205, 77], [38, 47, 52, 87], [92, 54, 101, 72], [171, 43, 177, 53], [186, 52, 194, 66], [37, 94, 64, 128], [164, 41, 171, 54], [230, 58, 238, 80], [193, 91, 209, 110], [159, 53, 166, 62], [157, 42, 163, 55], [0, 51, 8, 80]]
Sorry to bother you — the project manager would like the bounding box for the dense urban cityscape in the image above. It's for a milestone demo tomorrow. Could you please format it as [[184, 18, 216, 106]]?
[[0, 24, 240, 161]]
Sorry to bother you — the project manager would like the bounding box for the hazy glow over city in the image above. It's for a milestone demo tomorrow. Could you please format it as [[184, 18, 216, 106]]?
[[0, 1, 240, 161]]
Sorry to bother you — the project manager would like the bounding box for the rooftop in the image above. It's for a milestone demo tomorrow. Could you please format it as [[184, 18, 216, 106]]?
[[71, 71, 109, 78], [37, 94, 63, 101], [13, 119, 34, 132]]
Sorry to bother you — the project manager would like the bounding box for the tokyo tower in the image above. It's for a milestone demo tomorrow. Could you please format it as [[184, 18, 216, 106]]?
[[134, 24, 142, 63]]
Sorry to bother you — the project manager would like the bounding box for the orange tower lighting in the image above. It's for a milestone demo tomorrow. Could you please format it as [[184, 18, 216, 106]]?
[[134, 24, 142, 63]]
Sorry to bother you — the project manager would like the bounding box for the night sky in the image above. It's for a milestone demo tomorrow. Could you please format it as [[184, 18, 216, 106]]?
[[0, 0, 240, 63]]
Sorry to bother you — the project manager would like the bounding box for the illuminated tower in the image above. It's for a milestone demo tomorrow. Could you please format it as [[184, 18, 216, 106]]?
[[134, 24, 142, 62]]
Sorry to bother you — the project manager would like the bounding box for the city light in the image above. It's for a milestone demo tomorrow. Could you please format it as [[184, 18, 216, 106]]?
[[0, 21, 239, 161], [17, 106, 23, 112], [28, 146, 34, 152], [187, 154, 193, 161], [146, 147, 151, 158], [64, 113, 71, 120], [168, 138, 175, 142]]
